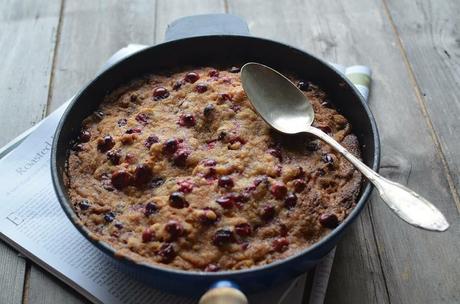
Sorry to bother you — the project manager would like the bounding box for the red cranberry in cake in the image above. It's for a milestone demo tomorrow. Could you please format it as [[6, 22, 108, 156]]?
[[79, 130, 91, 142], [184, 72, 200, 83], [134, 164, 153, 186], [165, 220, 184, 241], [218, 176, 234, 189], [153, 87, 169, 100], [213, 229, 235, 246], [270, 181, 287, 199], [235, 223, 252, 237], [178, 114, 196, 127], [144, 134, 159, 149], [111, 170, 133, 189], [272, 238, 289, 252], [195, 83, 208, 93], [158, 243, 176, 263], [169, 192, 188, 209], [97, 136, 115, 152], [319, 213, 339, 229], [163, 138, 179, 154], [284, 192, 297, 209]]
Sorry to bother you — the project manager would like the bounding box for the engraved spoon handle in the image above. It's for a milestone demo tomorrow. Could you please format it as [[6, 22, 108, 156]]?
[[305, 125, 449, 232]]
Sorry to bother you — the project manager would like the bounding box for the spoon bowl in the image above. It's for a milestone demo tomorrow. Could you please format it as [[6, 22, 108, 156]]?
[[240, 63, 314, 134], [241, 62, 449, 232]]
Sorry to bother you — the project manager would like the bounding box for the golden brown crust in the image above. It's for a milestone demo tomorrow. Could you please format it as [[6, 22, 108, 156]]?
[[66, 67, 362, 271]]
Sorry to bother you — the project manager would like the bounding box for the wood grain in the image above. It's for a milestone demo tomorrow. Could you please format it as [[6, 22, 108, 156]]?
[[383, 0, 460, 210], [46, 0, 157, 113], [0, 0, 61, 146], [0, 0, 62, 303], [229, 0, 460, 303], [28, 1, 156, 303]]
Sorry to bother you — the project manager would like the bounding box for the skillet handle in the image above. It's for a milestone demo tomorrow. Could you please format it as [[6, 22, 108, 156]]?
[[199, 281, 248, 304], [165, 14, 250, 41]]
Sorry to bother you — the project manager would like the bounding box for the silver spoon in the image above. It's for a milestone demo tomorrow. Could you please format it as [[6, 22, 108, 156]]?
[[241, 62, 449, 232]]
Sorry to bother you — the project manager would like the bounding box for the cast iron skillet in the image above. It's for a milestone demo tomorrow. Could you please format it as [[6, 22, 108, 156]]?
[[51, 14, 380, 299]]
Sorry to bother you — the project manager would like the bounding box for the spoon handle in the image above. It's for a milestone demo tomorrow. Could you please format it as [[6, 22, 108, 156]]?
[[306, 126, 449, 232]]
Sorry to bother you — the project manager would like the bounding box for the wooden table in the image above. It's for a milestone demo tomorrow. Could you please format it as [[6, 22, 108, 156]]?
[[1, 1, 459, 303]]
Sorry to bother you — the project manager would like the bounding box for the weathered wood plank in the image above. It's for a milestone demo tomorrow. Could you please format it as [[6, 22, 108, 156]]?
[[0, 0, 61, 146], [383, 0, 460, 209], [154, 0, 226, 43], [28, 1, 157, 303], [0, 244, 26, 304], [0, 0, 62, 303], [46, 0, 157, 113], [228, 0, 460, 303], [27, 267, 90, 304]]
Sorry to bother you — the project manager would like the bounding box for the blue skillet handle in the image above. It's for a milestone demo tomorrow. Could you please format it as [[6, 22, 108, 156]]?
[[199, 281, 248, 304], [166, 14, 250, 303], [165, 13, 250, 41]]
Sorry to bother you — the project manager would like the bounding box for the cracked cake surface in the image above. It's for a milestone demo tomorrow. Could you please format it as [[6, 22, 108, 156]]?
[[66, 66, 362, 271]]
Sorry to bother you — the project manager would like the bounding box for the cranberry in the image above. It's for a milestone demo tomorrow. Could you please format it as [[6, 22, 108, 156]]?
[[203, 104, 215, 118], [268, 148, 282, 161], [217, 93, 232, 103], [284, 192, 297, 209], [319, 213, 339, 228], [97, 135, 115, 152], [279, 223, 289, 237], [111, 170, 133, 189], [125, 127, 142, 134], [172, 149, 190, 167], [150, 177, 165, 188], [254, 175, 268, 187], [270, 182, 287, 199], [78, 200, 90, 210], [229, 66, 240, 73], [235, 223, 252, 237], [71, 143, 84, 152], [204, 264, 220, 272], [144, 202, 158, 216], [79, 130, 91, 142], [297, 80, 311, 91], [173, 80, 184, 91], [94, 111, 104, 121], [218, 176, 234, 189], [178, 114, 196, 127], [293, 179, 307, 193], [165, 220, 184, 241], [272, 238, 289, 252], [144, 135, 159, 149], [230, 104, 241, 113], [135, 113, 149, 125], [117, 118, 127, 127], [306, 140, 319, 151], [153, 87, 170, 100], [142, 228, 153, 242], [195, 83, 208, 93], [204, 159, 217, 167], [218, 131, 227, 141], [134, 164, 153, 186], [184, 72, 200, 83], [177, 180, 194, 193], [104, 212, 115, 223], [114, 221, 124, 229], [208, 70, 219, 77], [205, 167, 217, 180], [322, 153, 334, 165], [212, 229, 235, 246], [106, 149, 121, 165], [216, 196, 233, 209], [163, 138, 179, 154], [260, 205, 276, 221], [169, 192, 188, 209], [228, 136, 246, 145], [158, 243, 176, 263]]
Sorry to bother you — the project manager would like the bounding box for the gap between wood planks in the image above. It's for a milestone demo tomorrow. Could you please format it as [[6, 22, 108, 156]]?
[[44, 0, 66, 117], [24, 0, 66, 303], [381, 0, 460, 214]]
